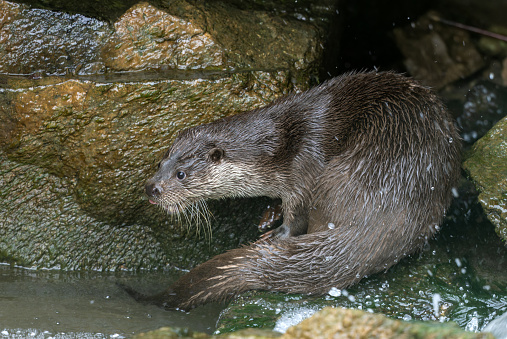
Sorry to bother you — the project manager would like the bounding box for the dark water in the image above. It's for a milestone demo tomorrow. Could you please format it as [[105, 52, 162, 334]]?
[[0, 266, 221, 338]]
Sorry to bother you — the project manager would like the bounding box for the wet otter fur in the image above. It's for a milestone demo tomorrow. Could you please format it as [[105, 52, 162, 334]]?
[[139, 71, 461, 311]]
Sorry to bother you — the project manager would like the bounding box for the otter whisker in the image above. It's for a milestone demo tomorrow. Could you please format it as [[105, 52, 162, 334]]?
[[189, 199, 213, 242], [198, 199, 213, 241]]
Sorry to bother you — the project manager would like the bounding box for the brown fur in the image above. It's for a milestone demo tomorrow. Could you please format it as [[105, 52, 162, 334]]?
[[139, 71, 461, 310]]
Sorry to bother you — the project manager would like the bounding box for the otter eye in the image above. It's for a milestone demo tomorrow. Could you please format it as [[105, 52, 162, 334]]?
[[176, 171, 186, 180]]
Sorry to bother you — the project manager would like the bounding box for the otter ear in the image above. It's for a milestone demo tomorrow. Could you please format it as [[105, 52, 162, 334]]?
[[208, 148, 225, 163]]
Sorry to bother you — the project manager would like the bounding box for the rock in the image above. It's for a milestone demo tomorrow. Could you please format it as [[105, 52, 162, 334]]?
[[0, 0, 324, 77], [464, 115, 507, 243], [0, 72, 306, 270], [0, 0, 110, 75], [0, 73, 291, 270], [0, 153, 167, 270], [282, 307, 494, 339], [393, 11, 484, 89], [0, 0, 330, 270], [0, 72, 298, 227], [102, 2, 224, 71], [132, 308, 494, 338]]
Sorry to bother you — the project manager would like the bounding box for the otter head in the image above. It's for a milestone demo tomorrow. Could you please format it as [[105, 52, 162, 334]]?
[[144, 129, 231, 215], [145, 116, 279, 218]]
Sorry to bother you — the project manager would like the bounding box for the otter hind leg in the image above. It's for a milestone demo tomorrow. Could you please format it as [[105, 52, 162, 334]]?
[[126, 247, 257, 311]]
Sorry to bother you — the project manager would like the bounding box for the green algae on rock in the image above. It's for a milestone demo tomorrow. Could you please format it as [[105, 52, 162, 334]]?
[[464, 115, 507, 243], [0, 153, 168, 271]]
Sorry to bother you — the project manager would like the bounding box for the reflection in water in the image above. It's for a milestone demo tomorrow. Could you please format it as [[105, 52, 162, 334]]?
[[0, 266, 222, 338]]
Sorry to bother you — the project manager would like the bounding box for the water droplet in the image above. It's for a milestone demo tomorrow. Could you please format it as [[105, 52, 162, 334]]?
[[327, 222, 335, 229], [432, 293, 441, 318], [451, 187, 459, 198], [430, 186, 435, 191], [489, 72, 495, 80], [449, 137, 453, 143], [455, 258, 462, 267], [328, 287, 341, 297]]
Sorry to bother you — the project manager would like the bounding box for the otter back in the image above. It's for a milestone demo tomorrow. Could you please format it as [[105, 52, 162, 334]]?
[[137, 71, 461, 310]]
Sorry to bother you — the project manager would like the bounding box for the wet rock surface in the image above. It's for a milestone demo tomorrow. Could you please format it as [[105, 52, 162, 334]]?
[[0, 0, 327, 270], [132, 307, 495, 338], [0, 153, 167, 270], [0, 0, 111, 75], [1, 0, 324, 76], [102, 2, 224, 71], [282, 307, 494, 339], [0, 72, 298, 228], [464, 116, 507, 242]]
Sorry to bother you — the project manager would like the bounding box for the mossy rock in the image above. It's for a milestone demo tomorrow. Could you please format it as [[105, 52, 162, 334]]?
[[464, 115, 507, 243]]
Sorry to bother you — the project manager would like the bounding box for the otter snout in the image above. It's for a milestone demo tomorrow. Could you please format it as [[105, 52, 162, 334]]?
[[145, 181, 163, 199]]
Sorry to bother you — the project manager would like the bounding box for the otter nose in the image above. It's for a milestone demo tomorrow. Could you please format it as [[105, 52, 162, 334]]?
[[145, 182, 163, 198]]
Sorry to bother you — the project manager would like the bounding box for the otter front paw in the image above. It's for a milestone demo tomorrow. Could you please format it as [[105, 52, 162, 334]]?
[[262, 224, 291, 240]]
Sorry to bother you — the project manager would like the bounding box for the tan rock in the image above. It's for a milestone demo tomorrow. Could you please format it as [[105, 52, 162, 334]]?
[[103, 2, 224, 71]]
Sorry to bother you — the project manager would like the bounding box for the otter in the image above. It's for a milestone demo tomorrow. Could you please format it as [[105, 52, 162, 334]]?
[[139, 71, 461, 311]]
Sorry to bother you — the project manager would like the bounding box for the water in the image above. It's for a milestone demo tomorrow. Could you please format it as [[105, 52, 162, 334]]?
[[0, 266, 221, 338]]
